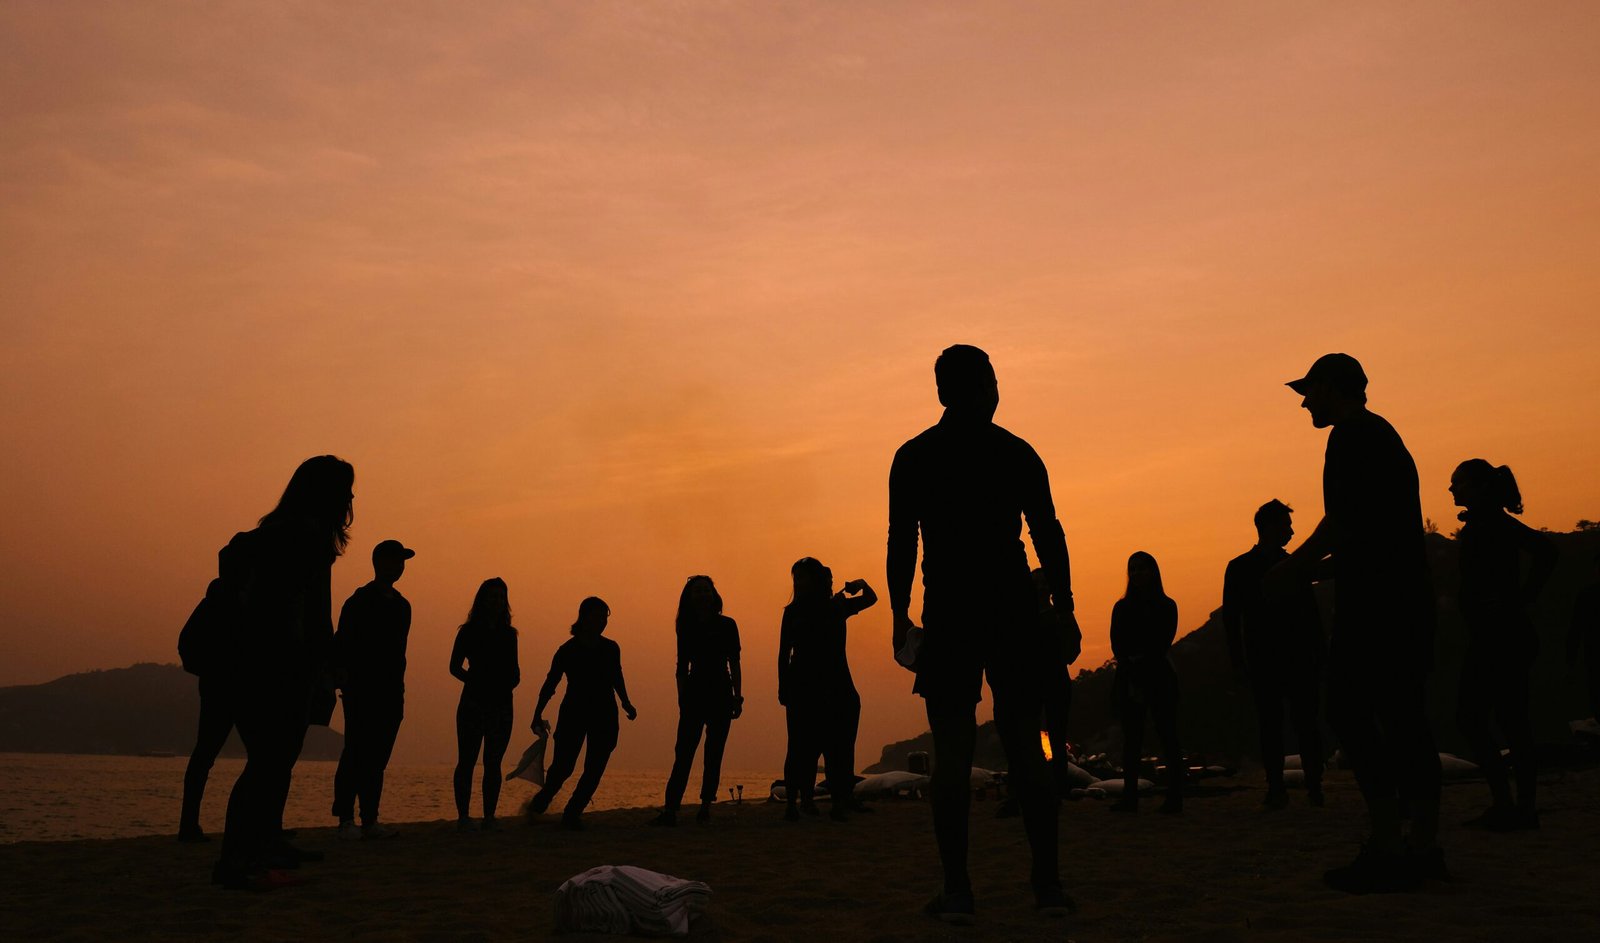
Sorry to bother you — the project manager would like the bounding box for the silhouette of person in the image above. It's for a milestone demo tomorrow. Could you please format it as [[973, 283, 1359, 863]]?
[[1109, 551, 1184, 814], [213, 455, 353, 890], [650, 575, 743, 827], [1224, 500, 1326, 809], [1033, 567, 1080, 791], [887, 344, 1077, 921], [1571, 551, 1600, 725], [1450, 460, 1557, 830], [1275, 353, 1442, 893], [449, 578, 520, 830], [526, 597, 637, 829], [778, 558, 877, 822], [179, 567, 241, 843], [330, 539, 414, 840]]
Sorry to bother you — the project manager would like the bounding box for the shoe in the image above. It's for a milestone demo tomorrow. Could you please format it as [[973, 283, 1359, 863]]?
[[923, 890, 976, 925], [647, 810, 677, 828], [1489, 808, 1540, 832], [480, 816, 498, 832], [177, 827, 209, 844], [560, 815, 584, 831], [456, 817, 475, 832], [272, 841, 323, 863], [1462, 806, 1516, 830], [214, 866, 305, 891], [1307, 786, 1326, 807], [1263, 787, 1288, 810], [527, 792, 551, 817], [784, 804, 801, 823], [1323, 845, 1420, 895], [1159, 796, 1184, 815], [362, 823, 398, 840], [338, 820, 363, 841], [695, 803, 711, 824], [1109, 796, 1138, 813], [1409, 845, 1450, 882], [1034, 885, 1076, 918]]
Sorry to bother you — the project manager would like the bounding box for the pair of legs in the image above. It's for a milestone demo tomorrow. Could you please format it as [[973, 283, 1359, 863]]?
[[530, 706, 619, 822], [181, 675, 234, 839], [1326, 641, 1441, 857], [1456, 645, 1536, 817], [783, 688, 860, 811], [1115, 664, 1184, 805], [923, 662, 1060, 900], [216, 681, 310, 879], [332, 692, 404, 826], [663, 698, 732, 811], [453, 694, 512, 822], [1252, 662, 1324, 795]]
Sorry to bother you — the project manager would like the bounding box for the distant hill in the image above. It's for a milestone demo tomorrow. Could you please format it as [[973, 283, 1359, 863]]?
[[0, 662, 344, 760], [869, 527, 1600, 773]]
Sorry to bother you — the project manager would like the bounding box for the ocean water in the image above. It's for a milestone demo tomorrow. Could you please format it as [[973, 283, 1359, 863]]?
[[0, 752, 773, 844]]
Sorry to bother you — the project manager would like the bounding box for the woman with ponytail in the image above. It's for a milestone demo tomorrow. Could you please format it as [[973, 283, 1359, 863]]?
[[1449, 459, 1557, 830]]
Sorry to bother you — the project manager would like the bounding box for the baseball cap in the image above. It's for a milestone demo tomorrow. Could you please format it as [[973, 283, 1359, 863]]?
[[1286, 353, 1367, 395], [372, 539, 415, 561]]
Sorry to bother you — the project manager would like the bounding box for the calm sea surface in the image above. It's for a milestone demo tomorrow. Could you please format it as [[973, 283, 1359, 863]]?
[[0, 752, 773, 844]]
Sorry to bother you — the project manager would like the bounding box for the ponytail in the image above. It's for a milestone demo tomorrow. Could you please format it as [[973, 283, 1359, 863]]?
[[1493, 464, 1524, 515]]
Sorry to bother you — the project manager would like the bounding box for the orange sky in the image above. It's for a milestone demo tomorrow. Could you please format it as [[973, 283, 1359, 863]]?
[[2, 2, 1598, 771]]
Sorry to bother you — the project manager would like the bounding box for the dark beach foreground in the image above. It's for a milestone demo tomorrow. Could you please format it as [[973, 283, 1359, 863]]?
[[4, 768, 1599, 942]]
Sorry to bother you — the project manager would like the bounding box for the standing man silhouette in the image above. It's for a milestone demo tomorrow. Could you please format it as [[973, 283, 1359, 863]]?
[[331, 539, 414, 840], [1276, 353, 1442, 893], [888, 344, 1077, 922], [1223, 500, 1326, 809]]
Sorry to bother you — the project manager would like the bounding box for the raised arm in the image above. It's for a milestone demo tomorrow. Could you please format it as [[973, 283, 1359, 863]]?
[[838, 579, 878, 618]]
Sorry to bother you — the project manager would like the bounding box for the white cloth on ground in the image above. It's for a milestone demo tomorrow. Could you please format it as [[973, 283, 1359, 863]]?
[[554, 865, 711, 937]]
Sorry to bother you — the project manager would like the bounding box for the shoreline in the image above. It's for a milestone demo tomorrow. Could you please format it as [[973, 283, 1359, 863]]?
[[6, 769, 1600, 941]]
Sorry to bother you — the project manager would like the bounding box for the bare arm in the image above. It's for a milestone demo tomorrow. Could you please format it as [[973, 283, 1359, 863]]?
[[777, 609, 796, 705], [837, 579, 878, 618], [1221, 560, 1246, 673], [1021, 449, 1074, 614], [887, 448, 920, 651], [448, 629, 470, 684], [1509, 518, 1558, 605], [532, 647, 563, 728], [614, 646, 636, 720]]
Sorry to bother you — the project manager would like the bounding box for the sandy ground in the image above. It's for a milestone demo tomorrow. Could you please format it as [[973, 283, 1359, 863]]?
[[4, 769, 1599, 942]]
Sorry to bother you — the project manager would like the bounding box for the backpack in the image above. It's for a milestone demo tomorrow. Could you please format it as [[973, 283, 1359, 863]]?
[[178, 579, 228, 676], [177, 530, 256, 676]]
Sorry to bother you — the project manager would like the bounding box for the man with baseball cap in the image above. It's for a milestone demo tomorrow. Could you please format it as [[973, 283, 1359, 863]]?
[[331, 540, 415, 839], [1277, 353, 1443, 892]]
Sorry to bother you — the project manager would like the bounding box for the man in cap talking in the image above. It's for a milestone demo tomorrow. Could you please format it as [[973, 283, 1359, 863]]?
[[1276, 354, 1442, 893]]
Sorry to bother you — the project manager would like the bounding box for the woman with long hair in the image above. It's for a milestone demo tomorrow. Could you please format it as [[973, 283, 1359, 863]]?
[[449, 578, 521, 830], [1450, 459, 1556, 830], [214, 454, 353, 890], [1109, 551, 1184, 814], [650, 575, 743, 826], [526, 597, 637, 829], [778, 557, 877, 822]]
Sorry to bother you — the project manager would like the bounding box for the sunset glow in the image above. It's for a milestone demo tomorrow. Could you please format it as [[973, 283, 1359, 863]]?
[[3, 2, 1598, 774]]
